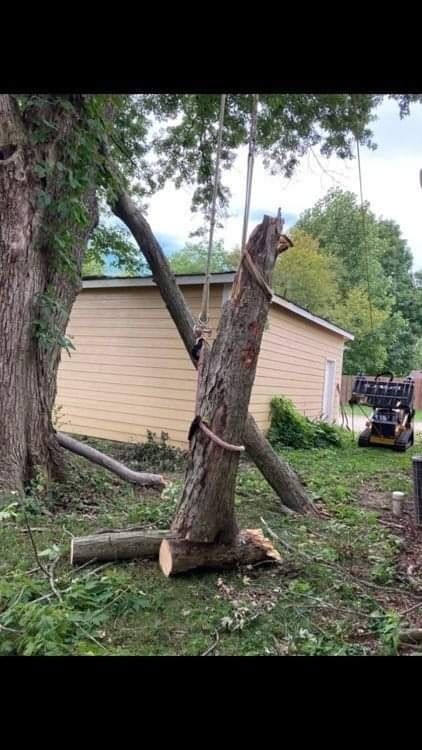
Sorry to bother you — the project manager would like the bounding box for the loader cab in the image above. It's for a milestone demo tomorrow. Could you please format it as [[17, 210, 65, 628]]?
[[350, 374, 415, 451]]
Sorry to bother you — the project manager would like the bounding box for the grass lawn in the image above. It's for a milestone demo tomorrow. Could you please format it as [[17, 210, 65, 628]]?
[[1, 432, 422, 656]]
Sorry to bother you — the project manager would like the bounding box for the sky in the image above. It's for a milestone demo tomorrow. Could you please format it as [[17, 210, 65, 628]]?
[[114, 97, 422, 272]]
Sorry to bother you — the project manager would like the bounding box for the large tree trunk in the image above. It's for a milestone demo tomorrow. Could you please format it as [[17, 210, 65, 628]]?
[[113, 191, 313, 514], [0, 95, 98, 494]]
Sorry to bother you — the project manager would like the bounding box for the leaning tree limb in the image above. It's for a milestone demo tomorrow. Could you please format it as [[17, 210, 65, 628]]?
[[56, 432, 165, 490], [112, 191, 313, 515]]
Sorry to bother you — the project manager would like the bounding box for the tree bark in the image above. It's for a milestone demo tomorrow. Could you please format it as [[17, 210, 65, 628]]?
[[112, 191, 313, 514], [159, 528, 282, 577], [70, 529, 170, 564], [57, 432, 165, 489], [0, 95, 98, 494]]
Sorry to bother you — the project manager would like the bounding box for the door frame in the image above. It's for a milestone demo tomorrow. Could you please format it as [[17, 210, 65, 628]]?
[[322, 359, 336, 421]]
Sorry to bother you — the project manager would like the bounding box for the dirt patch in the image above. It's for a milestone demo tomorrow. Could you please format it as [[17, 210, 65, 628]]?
[[358, 488, 392, 510], [357, 486, 422, 646]]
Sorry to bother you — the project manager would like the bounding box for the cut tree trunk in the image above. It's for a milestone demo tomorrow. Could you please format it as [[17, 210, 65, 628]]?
[[57, 432, 165, 490], [0, 95, 98, 494], [70, 529, 170, 564], [159, 528, 282, 577], [169, 215, 287, 544], [112, 191, 313, 515]]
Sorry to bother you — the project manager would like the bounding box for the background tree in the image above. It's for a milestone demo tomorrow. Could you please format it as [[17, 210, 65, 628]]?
[[83, 223, 146, 277], [272, 228, 342, 318], [168, 240, 236, 274], [295, 188, 422, 375]]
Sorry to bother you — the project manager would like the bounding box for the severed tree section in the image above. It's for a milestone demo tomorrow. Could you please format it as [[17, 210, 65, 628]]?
[[159, 529, 281, 577], [113, 191, 313, 515], [71, 529, 169, 564], [70, 527, 281, 575]]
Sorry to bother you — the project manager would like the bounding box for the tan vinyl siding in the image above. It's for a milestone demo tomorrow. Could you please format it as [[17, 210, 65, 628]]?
[[56, 285, 221, 447], [57, 282, 348, 447], [249, 304, 345, 432]]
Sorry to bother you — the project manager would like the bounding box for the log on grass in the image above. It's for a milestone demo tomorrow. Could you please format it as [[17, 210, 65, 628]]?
[[70, 529, 170, 564], [159, 528, 282, 577]]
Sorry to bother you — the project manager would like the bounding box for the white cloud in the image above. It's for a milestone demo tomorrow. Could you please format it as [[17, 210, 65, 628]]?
[[143, 99, 422, 269]]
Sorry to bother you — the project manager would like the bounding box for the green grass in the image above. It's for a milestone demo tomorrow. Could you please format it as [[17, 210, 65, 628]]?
[[1, 434, 421, 656]]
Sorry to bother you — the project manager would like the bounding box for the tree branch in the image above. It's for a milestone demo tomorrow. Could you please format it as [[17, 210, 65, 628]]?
[[56, 432, 165, 490]]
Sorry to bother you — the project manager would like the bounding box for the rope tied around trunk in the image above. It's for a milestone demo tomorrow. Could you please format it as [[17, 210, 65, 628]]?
[[188, 339, 245, 453]]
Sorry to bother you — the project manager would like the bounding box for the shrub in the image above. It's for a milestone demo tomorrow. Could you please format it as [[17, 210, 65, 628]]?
[[268, 396, 344, 449]]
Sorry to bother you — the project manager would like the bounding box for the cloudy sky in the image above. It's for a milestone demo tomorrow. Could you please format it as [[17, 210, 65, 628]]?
[[119, 97, 422, 271]]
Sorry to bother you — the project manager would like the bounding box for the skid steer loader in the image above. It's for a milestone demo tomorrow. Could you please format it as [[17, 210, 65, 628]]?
[[349, 373, 415, 452]]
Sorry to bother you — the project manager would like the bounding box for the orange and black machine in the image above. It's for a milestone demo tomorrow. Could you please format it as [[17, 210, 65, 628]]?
[[349, 373, 415, 451]]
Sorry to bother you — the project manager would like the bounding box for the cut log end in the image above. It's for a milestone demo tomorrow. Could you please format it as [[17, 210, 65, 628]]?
[[159, 539, 174, 577], [159, 528, 282, 577]]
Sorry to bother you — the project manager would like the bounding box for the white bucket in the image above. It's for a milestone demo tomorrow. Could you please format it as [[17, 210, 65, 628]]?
[[392, 491, 405, 517]]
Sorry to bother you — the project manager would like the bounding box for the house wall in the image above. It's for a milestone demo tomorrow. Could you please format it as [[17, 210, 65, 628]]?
[[250, 304, 345, 432], [56, 285, 221, 447], [56, 283, 346, 447]]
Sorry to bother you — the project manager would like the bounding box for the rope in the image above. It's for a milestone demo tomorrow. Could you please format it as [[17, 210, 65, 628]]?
[[188, 342, 244, 453], [197, 94, 227, 334], [241, 94, 259, 252], [238, 96, 291, 301], [189, 93, 276, 456], [356, 135, 374, 334], [239, 94, 276, 301]]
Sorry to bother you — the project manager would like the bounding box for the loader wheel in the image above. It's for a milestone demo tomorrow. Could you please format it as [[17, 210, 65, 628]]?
[[358, 428, 371, 447], [393, 430, 413, 452]]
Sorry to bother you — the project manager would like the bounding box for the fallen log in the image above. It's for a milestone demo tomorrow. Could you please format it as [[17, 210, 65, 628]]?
[[70, 529, 170, 564], [159, 528, 282, 577], [57, 432, 165, 490]]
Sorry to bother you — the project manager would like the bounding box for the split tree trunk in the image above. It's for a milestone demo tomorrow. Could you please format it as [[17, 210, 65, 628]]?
[[113, 191, 313, 515], [0, 96, 98, 494]]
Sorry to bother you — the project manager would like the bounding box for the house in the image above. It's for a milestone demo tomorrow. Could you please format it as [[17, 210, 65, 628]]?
[[56, 272, 354, 447]]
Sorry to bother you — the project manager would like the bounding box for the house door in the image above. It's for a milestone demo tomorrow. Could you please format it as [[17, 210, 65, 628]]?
[[322, 360, 336, 421]]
